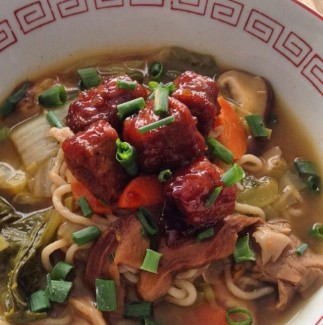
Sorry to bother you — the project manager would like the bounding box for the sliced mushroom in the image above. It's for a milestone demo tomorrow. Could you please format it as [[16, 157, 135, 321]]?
[[218, 70, 273, 121]]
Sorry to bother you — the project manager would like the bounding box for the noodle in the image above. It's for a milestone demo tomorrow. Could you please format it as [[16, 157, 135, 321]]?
[[237, 154, 263, 173], [65, 243, 92, 265], [235, 202, 266, 220], [166, 279, 198, 306], [175, 268, 198, 280], [119, 265, 139, 284], [41, 238, 69, 272]]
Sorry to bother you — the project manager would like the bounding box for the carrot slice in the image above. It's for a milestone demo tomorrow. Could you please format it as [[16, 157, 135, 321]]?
[[118, 175, 163, 208], [216, 96, 248, 160], [71, 182, 112, 214]]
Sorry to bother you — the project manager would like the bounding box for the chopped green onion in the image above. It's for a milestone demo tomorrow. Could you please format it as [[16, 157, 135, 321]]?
[[95, 279, 117, 312], [222, 163, 245, 187], [306, 175, 321, 194], [46, 111, 64, 128], [206, 137, 234, 164], [0, 127, 10, 141], [138, 116, 175, 134], [196, 228, 214, 242], [116, 138, 138, 176], [78, 67, 101, 89], [72, 226, 101, 246], [226, 307, 253, 325], [140, 249, 162, 274], [148, 81, 159, 90], [124, 301, 152, 319], [79, 196, 93, 218], [295, 243, 308, 256], [45, 274, 73, 303], [137, 207, 158, 236], [205, 186, 222, 208], [0, 81, 29, 118], [50, 261, 74, 280], [158, 169, 172, 182], [117, 97, 145, 119], [154, 87, 169, 116], [29, 290, 51, 312], [148, 61, 164, 80], [294, 158, 319, 176], [233, 234, 256, 263], [245, 114, 269, 138], [117, 79, 137, 90], [310, 223, 323, 239], [148, 82, 176, 100], [39, 85, 67, 107]]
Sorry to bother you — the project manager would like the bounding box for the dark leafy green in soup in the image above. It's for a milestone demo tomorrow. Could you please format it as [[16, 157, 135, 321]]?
[[0, 47, 322, 325]]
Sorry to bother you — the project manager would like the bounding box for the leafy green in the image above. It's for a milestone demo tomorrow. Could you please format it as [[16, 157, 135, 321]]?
[[0, 198, 61, 323]]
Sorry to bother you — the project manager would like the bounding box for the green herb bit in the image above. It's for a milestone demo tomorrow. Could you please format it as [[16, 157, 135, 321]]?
[[295, 243, 308, 256], [0, 81, 29, 118], [245, 114, 269, 139], [154, 87, 169, 116], [29, 290, 51, 313], [116, 138, 139, 177], [222, 163, 245, 187], [148, 81, 159, 90], [45, 274, 73, 303], [233, 234, 256, 263], [117, 97, 145, 120], [46, 111, 64, 128], [117, 79, 137, 90], [294, 158, 319, 176], [137, 207, 158, 236], [226, 307, 253, 325], [306, 175, 321, 194], [72, 226, 101, 246], [78, 67, 101, 89], [205, 186, 222, 208], [39, 85, 67, 107], [148, 61, 164, 80], [79, 196, 93, 218], [310, 223, 323, 239], [206, 137, 234, 164], [50, 261, 74, 280], [96, 279, 117, 312], [138, 115, 175, 134], [124, 301, 152, 319], [0, 127, 10, 141], [158, 169, 173, 183], [196, 228, 215, 242], [140, 249, 162, 274]]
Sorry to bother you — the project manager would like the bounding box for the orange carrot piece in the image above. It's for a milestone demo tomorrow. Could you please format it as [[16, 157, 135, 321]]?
[[216, 96, 248, 160]]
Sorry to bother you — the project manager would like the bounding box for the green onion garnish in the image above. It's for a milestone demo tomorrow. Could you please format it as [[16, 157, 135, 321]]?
[[206, 137, 234, 164], [295, 243, 308, 256], [233, 234, 256, 263], [72, 226, 101, 246], [0, 81, 29, 118], [79, 196, 93, 218], [148, 61, 164, 80], [78, 67, 101, 89], [221, 163, 245, 187], [205, 186, 222, 208], [39, 85, 67, 107], [46, 111, 64, 128], [154, 87, 169, 116], [138, 116, 175, 134], [148, 81, 159, 90], [124, 301, 152, 319], [140, 249, 162, 274], [29, 290, 51, 312], [226, 307, 253, 325], [0, 127, 10, 141], [50, 261, 74, 280], [137, 207, 158, 236], [294, 158, 319, 176], [148, 82, 176, 100], [196, 228, 214, 242], [158, 169, 172, 182], [310, 223, 323, 239], [95, 279, 117, 312], [117, 97, 145, 120], [245, 114, 269, 138], [45, 274, 73, 303], [116, 138, 138, 177], [306, 175, 321, 194], [117, 79, 137, 90]]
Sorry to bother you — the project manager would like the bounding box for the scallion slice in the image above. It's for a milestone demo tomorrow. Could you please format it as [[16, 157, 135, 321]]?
[[154, 87, 169, 116], [196, 228, 214, 242], [0, 81, 29, 118], [221, 163, 245, 187], [245, 114, 269, 138], [29, 290, 51, 312], [158, 169, 172, 183], [294, 158, 319, 176], [233, 234, 256, 263], [295, 243, 308, 256], [226, 307, 253, 325], [116, 138, 138, 177], [124, 301, 152, 319], [306, 175, 321, 194], [140, 249, 162, 274], [79, 196, 93, 218], [45, 274, 73, 303], [46, 111, 64, 128], [96, 279, 117, 312], [206, 137, 234, 164], [117, 97, 145, 120], [148, 81, 159, 90], [78, 67, 101, 89], [205, 186, 222, 208], [117, 79, 137, 90], [50, 261, 74, 280], [72, 226, 101, 246], [310, 223, 323, 239], [0, 127, 10, 141], [148, 61, 164, 80], [137, 207, 158, 236], [138, 116, 175, 134], [39, 85, 67, 107]]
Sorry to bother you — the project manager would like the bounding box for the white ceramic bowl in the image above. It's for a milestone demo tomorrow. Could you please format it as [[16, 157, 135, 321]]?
[[0, 0, 322, 324]]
